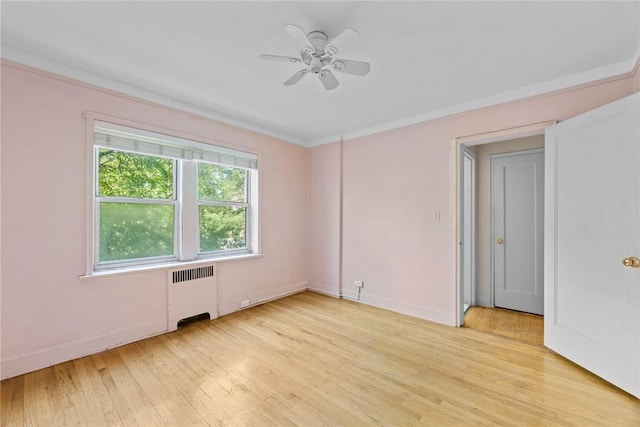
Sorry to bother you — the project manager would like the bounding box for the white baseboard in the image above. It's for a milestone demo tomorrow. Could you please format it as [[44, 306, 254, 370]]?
[[217, 281, 309, 316], [1, 282, 310, 380], [341, 288, 359, 301], [1, 281, 457, 380], [358, 292, 456, 326], [1, 320, 166, 380], [253, 282, 308, 306], [476, 296, 492, 307], [307, 286, 341, 298]]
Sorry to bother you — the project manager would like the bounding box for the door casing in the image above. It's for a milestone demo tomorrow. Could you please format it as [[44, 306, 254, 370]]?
[[454, 121, 555, 326], [462, 149, 476, 311]]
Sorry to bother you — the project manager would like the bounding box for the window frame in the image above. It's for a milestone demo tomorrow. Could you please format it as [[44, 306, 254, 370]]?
[[196, 165, 251, 256], [85, 113, 260, 274], [94, 148, 180, 270]]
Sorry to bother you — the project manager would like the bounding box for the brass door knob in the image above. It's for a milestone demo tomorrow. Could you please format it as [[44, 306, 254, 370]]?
[[622, 257, 640, 268], [496, 238, 504, 245]]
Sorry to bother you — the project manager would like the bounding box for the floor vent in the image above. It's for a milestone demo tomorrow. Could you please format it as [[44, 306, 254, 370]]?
[[177, 312, 211, 329]]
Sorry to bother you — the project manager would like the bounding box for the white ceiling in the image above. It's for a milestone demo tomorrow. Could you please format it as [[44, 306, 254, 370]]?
[[2, 1, 639, 146]]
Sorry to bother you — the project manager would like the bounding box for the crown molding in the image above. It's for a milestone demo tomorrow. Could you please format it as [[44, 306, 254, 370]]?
[[307, 54, 639, 147], [3, 44, 639, 149], [1, 47, 305, 146]]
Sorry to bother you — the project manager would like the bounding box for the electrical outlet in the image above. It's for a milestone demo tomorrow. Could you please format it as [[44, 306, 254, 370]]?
[[240, 300, 250, 308], [354, 280, 363, 288]]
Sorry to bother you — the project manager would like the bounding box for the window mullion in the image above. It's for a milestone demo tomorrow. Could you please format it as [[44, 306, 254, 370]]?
[[180, 160, 198, 261]]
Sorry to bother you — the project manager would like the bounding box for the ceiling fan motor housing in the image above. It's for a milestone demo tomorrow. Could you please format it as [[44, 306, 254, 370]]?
[[307, 31, 328, 54]]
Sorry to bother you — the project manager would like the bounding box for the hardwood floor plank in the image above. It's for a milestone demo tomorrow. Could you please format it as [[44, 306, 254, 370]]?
[[115, 344, 208, 426], [2, 291, 639, 426], [464, 306, 544, 345], [1, 375, 25, 427], [23, 368, 53, 426], [72, 356, 122, 426]]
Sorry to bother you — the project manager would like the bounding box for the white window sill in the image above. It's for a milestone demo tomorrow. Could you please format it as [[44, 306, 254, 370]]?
[[79, 253, 263, 281]]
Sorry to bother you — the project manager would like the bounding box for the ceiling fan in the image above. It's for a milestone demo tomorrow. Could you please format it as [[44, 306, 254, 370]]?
[[260, 24, 371, 90]]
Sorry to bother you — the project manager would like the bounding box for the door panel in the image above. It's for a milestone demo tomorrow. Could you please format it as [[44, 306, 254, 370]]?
[[492, 150, 544, 315], [545, 92, 640, 398]]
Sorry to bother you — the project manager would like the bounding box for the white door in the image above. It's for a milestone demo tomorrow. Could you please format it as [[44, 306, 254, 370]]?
[[545, 92, 640, 398], [492, 150, 545, 315]]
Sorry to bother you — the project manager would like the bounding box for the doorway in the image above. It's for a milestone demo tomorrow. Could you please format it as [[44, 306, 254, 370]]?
[[457, 126, 549, 331]]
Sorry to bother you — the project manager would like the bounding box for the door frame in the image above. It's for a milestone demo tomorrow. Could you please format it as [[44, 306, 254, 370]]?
[[462, 149, 477, 311], [454, 121, 555, 326], [490, 148, 545, 312]]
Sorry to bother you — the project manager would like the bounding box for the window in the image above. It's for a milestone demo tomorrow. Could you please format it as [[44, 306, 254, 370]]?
[[92, 120, 258, 271], [198, 163, 248, 253]]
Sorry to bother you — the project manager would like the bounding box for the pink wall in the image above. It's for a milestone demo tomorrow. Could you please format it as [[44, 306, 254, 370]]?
[[307, 142, 341, 296], [3, 57, 639, 379], [1, 62, 308, 378], [310, 71, 638, 326]]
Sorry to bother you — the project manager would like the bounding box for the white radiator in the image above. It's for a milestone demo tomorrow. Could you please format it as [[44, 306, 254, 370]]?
[[167, 264, 218, 332]]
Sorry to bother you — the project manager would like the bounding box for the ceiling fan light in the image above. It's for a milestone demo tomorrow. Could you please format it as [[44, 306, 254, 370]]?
[[302, 45, 314, 54], [332, 61, 345, 71], [320, 70, 330, 78], [326, 46, 338, 57]]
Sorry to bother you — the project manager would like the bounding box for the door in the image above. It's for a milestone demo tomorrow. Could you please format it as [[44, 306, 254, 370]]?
[[545, 92, 640, 398], [492, 150, 544, 315]]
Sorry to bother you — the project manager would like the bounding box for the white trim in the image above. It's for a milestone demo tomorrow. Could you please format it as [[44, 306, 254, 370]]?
[[85, 114, 97, 276], [341, 288, 359, 301], [4, 44, 637, 148], [0, 320, 167, 380], [358, 292, 456, 326], [80, 253, 263, 280], [475, 296, 491, 308], [453, 122, 551, 327], [308, 59, 636, 147], [462, 149, 477, 310], [217, 282, 309, 317], [456, 121, 556, 146], [2, 49, 305, 146], [307, 287, 341, 298], [0, 281, 308, 380]]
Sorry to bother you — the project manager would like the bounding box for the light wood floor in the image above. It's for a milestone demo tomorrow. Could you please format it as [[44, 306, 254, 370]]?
[[2, 291, 638, 426], [464, 306, 544, 346]]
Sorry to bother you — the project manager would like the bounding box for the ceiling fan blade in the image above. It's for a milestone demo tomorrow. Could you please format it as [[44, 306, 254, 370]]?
[[284, 69, 308, 86], [318, 69, 339, 90], [260, 54, 301, 63], [285, 24, 315, 55], [331, 59, 371, 76], [325, 28, 359, 58]]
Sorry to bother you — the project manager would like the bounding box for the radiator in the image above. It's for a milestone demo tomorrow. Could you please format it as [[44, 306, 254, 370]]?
[[167, 264, 218, 332]]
